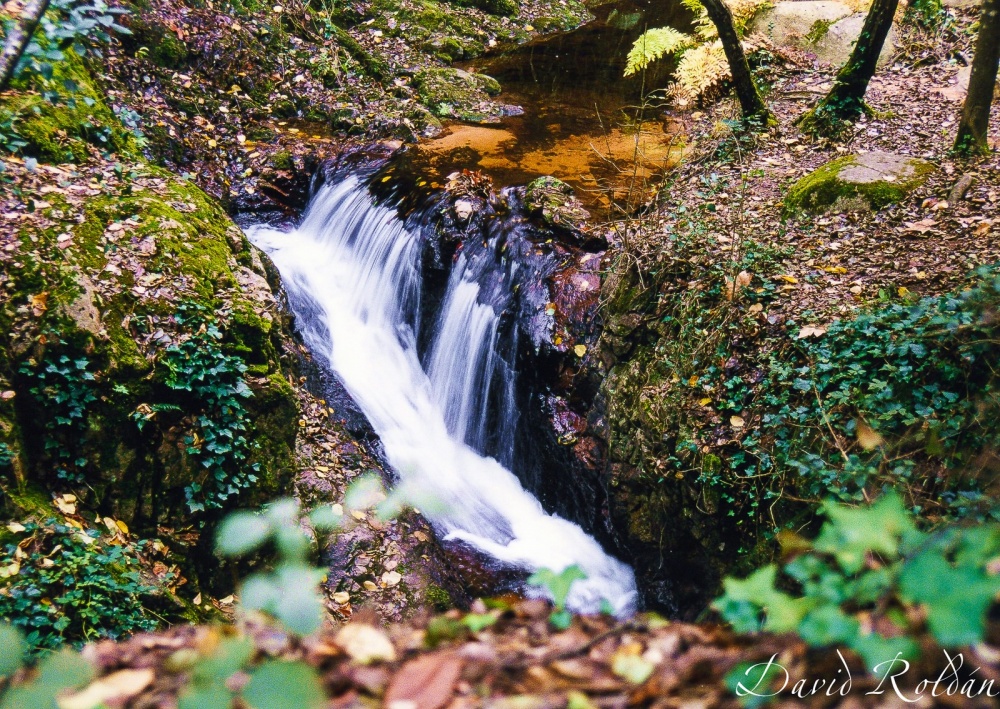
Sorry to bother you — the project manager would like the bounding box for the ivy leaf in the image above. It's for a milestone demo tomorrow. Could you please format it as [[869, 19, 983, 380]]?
[[527, 565, 587, 609], [796, 605, 860, 647], [814, 492, 916, 573], [242, 661, 325, 709], [215, 511, 271, 557]]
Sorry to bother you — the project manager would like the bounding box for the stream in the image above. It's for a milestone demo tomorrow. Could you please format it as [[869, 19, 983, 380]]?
[[247, 176, 637, 615]]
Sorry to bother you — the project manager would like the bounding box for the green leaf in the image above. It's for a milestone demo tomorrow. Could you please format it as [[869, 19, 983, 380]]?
[[814, 492, 916, 573], [461, 612, 499, 633], [849, 633, 919, 672], [0, 649, 94, 709], [242, 661, 326, 709], [215, 511, 271, 557], [178, 688, 234, 709], [549, 609, 573, 630], [527, 565, 587, 609], [0, 624, 25, 678], [796, 605, 860, 647]]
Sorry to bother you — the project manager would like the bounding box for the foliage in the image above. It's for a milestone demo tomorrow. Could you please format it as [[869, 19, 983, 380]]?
[[18, 352, 97, 486], [157, 307, 259, 514], [713, 491, 1000, 669], [527, 565, 587, 629], [216, 498, 334, 636], [0, 520, 160, 653], [11, 0, 130, 85], [904, 0, 952, 30], [623, 27, 692, 77], [624, 0, 771, 105], [754, 267, 1000, 517]]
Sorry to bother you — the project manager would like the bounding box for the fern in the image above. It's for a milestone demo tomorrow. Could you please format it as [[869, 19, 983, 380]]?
[[671, 41, 731, 107], [624, 27, 693, 76]]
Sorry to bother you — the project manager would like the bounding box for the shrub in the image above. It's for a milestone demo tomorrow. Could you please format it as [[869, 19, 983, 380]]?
[[0, 520, 159, 653], [713, 491, 1000, 668]]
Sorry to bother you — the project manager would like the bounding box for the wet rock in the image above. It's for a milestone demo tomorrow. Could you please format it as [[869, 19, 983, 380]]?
[[453, 199, 476, 223], [523, 177, 600, 247], [750, 1, 895, 67], [784, 152, 934, 214], [413, 68, 504, 123]]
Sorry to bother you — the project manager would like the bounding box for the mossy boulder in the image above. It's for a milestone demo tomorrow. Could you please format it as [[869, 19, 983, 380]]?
[[0, 49, 140, 163], [0, 162, 298, 537], [413, 68, 502, 123], [125, 14, 189, 68], [524, 176, 591, 234], [449, 0, 517, 16], [784, 152, 935, 214]]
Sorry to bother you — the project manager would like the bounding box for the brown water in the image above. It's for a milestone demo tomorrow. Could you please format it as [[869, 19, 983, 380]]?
[[411, 0, 695, 211]]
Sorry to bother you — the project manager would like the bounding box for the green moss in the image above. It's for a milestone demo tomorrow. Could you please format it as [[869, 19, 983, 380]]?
[[449, 0, 517, 16], [413, 67, 502, 120], [270, 150, 294, 170], [424, 584, 453, 611], [783, 153, 935, 215], [1, 49, 139, 163], [804, 18, 833, 44]]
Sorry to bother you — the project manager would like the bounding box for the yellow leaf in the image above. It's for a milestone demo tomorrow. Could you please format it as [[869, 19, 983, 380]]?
[[699, 397, 712, 406], [573, 344, 587, 357], [6, 522, 25, 533], [730, 415, 745, 429], [332, 591, 350, 604], [335, 623, 396, 664], [207, 139, 217, 148], [687, 375, 699, 387], [898, 286, 910, 297], [115, 520, 129, 535], [59, 669, 155, 709], [777, 274, 798, 284], [856, 420, 884, 451]]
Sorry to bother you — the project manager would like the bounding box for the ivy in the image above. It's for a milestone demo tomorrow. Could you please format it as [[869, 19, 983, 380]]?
[[0, 520, 160, 653], [714, 491, 1000, 669], [18, 352, 97, 486], [158, 308, 259, 514]]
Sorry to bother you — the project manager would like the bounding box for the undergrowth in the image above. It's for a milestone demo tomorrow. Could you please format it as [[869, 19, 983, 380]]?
[[0, 520, 159, 653]]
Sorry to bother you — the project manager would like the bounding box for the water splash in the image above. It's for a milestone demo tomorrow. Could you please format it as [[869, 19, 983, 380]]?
[[247, 176, 637, 614]]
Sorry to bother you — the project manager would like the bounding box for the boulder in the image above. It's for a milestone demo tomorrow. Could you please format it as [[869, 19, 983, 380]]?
[[750, 1, 896, 67], [523, 176, 591, 235], [413, 68, 504, 124], [784, 152, 935, 214]]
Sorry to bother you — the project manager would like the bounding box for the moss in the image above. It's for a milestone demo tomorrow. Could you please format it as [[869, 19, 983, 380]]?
[[449, 0, 517, 16], [413, 67, 502, 121], [269, 151, 294, 171], [1, 49, 139, 163], [524, 176, 590, 232], [783, 153, 935, 215], [804, 18, 833, 44], [126, 14, 190, 68], [423, 583, 453, 611]]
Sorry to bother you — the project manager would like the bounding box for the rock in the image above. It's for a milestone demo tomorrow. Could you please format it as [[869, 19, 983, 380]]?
[[453, 199, 475, 223], [413, 68, 504, 123], [750, 1, 895, 67], [784, 152, 935, 214], [523, 176, 591, 236], [943, 0, 979, 7]]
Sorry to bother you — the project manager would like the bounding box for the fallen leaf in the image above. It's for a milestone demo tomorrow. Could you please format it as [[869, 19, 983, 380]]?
[[797, 326, 827, 339], [856, 421, 884, 451], [573, 344, 586, 357], [382, 571, 402, 587], [60, 669, 155, 709], [335, 623, 396, 664], [730, 416, 745, 429], [332, 591, 350, 604], [385, 651, 463, 709]]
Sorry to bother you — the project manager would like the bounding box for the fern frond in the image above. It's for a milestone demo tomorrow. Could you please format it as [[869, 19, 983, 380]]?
[[671, 40, 731, 107], [623, 27, 693, 76]]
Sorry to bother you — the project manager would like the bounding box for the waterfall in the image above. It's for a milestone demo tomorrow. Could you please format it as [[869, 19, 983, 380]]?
[[247, 176, 637, 615]]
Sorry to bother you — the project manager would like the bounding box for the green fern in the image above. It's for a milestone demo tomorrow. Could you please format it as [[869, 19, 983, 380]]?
[[624, 27, 693, 77]]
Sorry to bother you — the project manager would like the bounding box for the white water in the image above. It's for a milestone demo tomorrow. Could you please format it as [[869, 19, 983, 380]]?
[[247, 177, 637, 614]]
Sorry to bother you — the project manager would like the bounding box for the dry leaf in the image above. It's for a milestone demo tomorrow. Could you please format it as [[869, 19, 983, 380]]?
[[856, 421, 884, 451], [336, 623, 397, 664], [59, 668, 154, 709], [385, 651, 463, 709], [573, 344, 587, 357], [382, 571, 402, 587], [730, 416, 745, 429], [797, 326, 827, 339]]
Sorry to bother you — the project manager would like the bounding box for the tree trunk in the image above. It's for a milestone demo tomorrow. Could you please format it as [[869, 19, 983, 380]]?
[[700, 0, 773, 123], [799, 0, 898, 132], [954, 0, 1000, 155], [0, 0, 51, 92]]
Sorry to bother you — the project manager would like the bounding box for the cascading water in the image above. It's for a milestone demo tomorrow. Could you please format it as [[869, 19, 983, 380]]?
[[247, 175, 637, 614]]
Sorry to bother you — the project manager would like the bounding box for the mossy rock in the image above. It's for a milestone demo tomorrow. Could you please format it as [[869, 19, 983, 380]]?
[[412, 67, 502, 122], [1, 164, 298, 536], [1, 49, 140, 163], [524, 176, 591, 233], [784, 152, 935, 215], [126, 14, 189, 68], [448, 0, 517, 16]]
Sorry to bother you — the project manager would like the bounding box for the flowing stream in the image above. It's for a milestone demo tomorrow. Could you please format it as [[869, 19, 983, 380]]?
[[247, 175, 637, 614]]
